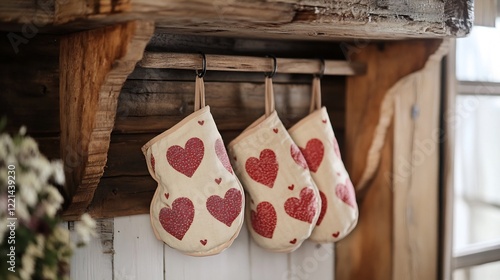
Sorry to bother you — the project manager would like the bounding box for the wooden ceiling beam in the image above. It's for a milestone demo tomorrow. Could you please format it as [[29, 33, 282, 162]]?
[[0, 0, 473, 40], [59, 20, 154, 220]]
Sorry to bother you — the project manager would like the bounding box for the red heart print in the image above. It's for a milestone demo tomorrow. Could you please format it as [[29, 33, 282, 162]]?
[[290, 144, 308, 170], [333, 137, 341, 159], [336, 178, 356, 208], [251, 202, 277, 239], [300, 139, 324, 173], [200, 239, 207, 245], [215, 138, 233, 174], [332, 231, 340, 238], [284, 187, 318, 224], [273, 128, 278, 133], [158, 197, 194, 240], [322, 119, 327, 124], [316, 191, 327, 226], [245, 149, 279, 188], [151, 154, 156, 173], [288, 184, 294, 191], [164, 193, 169, 200], [166, 137, 204, 178], [198, 120, 204, 125], [206, 188, 242, 227], [215, 178, 222, 185], [289, 238, 297, 244]]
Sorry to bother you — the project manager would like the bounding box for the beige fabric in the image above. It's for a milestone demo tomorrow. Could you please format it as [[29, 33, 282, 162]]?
[[288, 78, 358, 243], [141, 77, 245, 256], [228, 77, 321, 252]]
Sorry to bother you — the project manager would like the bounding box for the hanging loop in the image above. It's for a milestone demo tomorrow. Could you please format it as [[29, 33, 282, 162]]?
[[196, 52, 207, 78], [314, 58, 325, 79], [264, 55, 277, 78]]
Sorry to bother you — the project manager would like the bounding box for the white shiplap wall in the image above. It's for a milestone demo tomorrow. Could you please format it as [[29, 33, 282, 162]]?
[[70, 214, 334, 280]]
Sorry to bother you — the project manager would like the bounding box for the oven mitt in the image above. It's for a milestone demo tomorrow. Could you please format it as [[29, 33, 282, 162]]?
[[141, 76, 245, 256], [289, 77, 358, 243], [228, 76, 321, 252]]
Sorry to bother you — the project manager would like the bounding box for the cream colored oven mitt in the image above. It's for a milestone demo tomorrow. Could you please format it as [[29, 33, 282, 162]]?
[[141, 76, 245, 256], [228, 77, 321, 252], [289, 77, 358, 243]]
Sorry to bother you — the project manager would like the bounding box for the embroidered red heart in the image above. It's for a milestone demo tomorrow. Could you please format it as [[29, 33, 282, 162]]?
[[300, 139, 324, 173], [316, 191, 327, 226], [290, 144, 308, 170], [284, 187, 318, 224], [198, 120, 204, 125], [288, 184, 294, 191], [289, 238, 297, 244], [164, 193, 169, 200], [215, 178, 222, 185], [166, 137, 204, 178], [206, 188, 242, 227], [273, 128, 278, 133], [200, 239, 207, 245], [336, 178, 356, 208], [151, 154, 156, 173], [245, 149, 279, 188], [332, 231, 340, 238], [251, 202, 277, 239], [215, 138, 233, 174], [333, 137, 341, 159], [158, 197, 194, 240]]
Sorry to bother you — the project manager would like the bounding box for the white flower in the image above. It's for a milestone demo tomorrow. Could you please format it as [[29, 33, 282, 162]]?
[[19, 126, 26, 136], [19, 244, 36, 280], [26, 157, 52, 183], [17, 137, 39, 165], [19, 188, 38, 207], [0, 133, 14, 160], [51, 160, 65, 185], [42, 201, 59, 217], [75, 214, 97, 245], [15, 202, 30, 221], [17, 172, 42, 192], [44, 185, 64, 208]]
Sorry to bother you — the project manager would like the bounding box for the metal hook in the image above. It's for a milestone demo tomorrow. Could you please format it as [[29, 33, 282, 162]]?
[[265, 55, 277, 78], [314, 58, 325, 79], [196, 52, 207, 78]]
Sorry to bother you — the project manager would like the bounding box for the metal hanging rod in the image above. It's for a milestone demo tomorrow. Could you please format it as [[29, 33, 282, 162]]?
[[138, 52, 366, 76]]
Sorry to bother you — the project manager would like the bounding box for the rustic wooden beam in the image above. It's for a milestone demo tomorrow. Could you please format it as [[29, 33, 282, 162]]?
[[337, 39, 445, 280], [60, 20, 154, 220], [0, 0, 473, 40]]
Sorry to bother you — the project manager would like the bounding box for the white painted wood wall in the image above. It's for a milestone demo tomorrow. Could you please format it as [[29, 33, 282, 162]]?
[[70, 214, 334, 280]]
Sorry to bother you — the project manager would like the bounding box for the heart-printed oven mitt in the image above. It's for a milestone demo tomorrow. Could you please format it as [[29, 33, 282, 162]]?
[[141, 76, 244, 256], [288, 77, 358, 242], [228, 77, 321, 252]]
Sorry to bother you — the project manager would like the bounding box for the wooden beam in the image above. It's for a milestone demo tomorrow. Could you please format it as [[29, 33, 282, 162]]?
[[337, 39, 444, 280], [60, 20, 154, 220], [0, 0, 473, 40]]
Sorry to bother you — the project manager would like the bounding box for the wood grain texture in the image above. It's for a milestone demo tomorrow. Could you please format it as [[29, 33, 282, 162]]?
[[0, 0, 472, 40], [70, 219, 114, 280], [60, 20, 154, 220], [474, 0, 498, 27], [392, 41, 448, 280], [337, 39, 444, 280], [114, 215, 164, 280]]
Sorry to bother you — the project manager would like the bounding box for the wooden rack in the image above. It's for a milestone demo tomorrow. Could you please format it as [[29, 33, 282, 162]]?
[[139, 52, 366, 76]]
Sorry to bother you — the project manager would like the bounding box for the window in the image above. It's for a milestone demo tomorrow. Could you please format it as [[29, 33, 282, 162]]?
[[452, 17, 500, 280]]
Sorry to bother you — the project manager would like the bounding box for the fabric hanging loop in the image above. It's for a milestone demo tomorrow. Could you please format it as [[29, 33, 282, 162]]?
[[194, 75, 206, 112], [265, 76, 275, 117], [309, 76, 322, 113]]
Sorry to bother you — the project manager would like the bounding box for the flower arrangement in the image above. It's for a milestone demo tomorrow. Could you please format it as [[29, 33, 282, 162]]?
[[0, 123, 96, 280]]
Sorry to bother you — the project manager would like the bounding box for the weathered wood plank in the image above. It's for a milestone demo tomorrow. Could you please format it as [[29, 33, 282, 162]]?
[[114, 215, 164, 280], [392, 41, 447, 280], [337, 39, 443, 280], [60, 20, 154, 220], [70, 219, 114, 280], [0, 0, 472, 40]]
